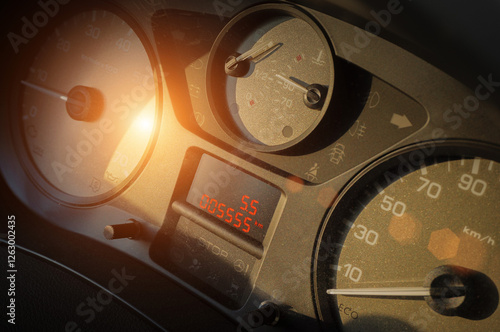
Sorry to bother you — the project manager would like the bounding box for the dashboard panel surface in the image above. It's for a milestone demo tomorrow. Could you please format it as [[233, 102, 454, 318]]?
[[1, 0, 499, 331]]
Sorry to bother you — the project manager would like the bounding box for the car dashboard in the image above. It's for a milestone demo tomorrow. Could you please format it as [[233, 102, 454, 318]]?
[[1, 0, 499, 331]]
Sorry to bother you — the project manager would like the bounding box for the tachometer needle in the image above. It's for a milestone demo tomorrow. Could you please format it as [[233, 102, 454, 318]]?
[[275, 74, 308, 93], [327, 287, 433, 297], [21, 80, 68, 101]]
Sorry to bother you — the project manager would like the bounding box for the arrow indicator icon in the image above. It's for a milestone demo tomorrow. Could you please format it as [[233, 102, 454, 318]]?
[[390, 113, 413, 129]]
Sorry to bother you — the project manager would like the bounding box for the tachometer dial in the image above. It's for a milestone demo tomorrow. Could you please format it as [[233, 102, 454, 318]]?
[[207, 4, 335, 152], [314, 142, 499, 331], [17, 8, 159, 205]]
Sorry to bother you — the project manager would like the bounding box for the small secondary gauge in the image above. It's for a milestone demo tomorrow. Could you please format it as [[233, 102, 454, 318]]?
[[207, 4, 337, 152]]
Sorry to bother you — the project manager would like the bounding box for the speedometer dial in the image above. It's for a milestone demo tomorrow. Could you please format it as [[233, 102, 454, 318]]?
[[314, 143, 499, 331], [17, 8, 159, 205]]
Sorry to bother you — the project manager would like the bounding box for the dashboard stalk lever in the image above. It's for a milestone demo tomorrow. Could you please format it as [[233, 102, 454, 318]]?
[[103, 219, 141, 240]]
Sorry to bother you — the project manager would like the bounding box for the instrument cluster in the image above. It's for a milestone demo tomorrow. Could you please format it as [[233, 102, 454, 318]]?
[[0, 0, 498, 331]]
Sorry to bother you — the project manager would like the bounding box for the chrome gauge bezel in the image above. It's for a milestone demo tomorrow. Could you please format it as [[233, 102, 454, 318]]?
[[312, 139, 500, 330], [206, 3, 335, 153], [8, 2, 163, 207]]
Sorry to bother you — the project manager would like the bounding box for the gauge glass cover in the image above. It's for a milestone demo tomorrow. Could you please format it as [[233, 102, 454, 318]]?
[[315, 146, 500, 331], [19, 9, 158, 203], [208, 5, 334, 151]]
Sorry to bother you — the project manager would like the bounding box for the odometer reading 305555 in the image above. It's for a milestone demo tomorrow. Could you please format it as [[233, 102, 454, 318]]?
[[198, 194, 260, 233], [186, 154, 281, 243]]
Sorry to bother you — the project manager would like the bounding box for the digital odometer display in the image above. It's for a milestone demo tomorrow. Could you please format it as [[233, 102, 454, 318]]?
[[186, 154, 281, 243]]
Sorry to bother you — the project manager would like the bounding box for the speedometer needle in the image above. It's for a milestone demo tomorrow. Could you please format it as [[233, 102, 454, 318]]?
[[327, 286, 465, 297], [21, 80, 68, 101]]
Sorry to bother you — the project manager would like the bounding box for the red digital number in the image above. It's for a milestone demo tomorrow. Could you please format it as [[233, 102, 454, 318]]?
[[225, 208, 234, 223], [199, 194, 209, 209], [241, 195, 249, 211], [249, 199, 259, 215], [207, 198, 218, 214], [216, 203, 226, 218], [234, 212, 243, 228], [242, 217, 251, 232]]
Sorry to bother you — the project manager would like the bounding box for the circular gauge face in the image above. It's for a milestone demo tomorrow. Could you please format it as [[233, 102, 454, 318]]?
[[208, 5, 334, 151], [18, 9, 159, 204], [314, 143, 499, 331]]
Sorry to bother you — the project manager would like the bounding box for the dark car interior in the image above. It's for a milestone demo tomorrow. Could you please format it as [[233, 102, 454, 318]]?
[[1, 0, 499, 331]]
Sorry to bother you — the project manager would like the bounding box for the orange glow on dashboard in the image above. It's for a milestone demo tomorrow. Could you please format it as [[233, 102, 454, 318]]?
[[427, 228, 460, 260], [388, 213, 422, 245], [104, 97, 156, 184]]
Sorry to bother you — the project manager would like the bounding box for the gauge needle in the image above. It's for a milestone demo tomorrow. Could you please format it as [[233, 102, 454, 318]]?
[[275, 74, 308, 93], [21, 80, 68, 101], [327, 286, 465, 297], [22, 80, 87, 108], [275, 74, 327, 110], [226, 41, 280, 70]]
